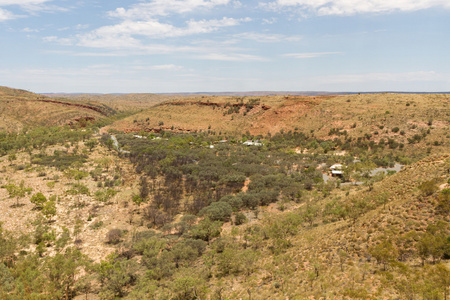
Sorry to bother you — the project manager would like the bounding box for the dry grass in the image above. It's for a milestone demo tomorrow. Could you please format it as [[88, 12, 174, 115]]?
[[59, 93, 182, 112], [200, 153, 450, 299], [108, 93, 449, 139], [0, 86, 107, 131], [0, 139, 146, 263], [1, 89, 449, 298]]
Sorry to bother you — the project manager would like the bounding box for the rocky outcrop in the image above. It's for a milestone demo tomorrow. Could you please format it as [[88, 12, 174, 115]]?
[[35, 99, 109, 116], [122, 126, 194, 134], [159, 100, 271, 110], [67, 116, 96, 127]]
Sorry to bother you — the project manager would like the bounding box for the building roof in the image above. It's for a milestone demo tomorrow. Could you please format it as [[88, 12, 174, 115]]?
[[330, 164, 343, 170], [242, 140, 263, 146]]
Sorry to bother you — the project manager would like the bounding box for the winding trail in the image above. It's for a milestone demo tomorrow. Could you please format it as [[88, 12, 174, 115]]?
[[110, 135, 130, 154]]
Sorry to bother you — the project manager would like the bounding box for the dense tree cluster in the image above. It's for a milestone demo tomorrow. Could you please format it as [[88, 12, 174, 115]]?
[[0, 114, 447, 299], [114, 132, 324, 225], [0, 126, 91, 156]]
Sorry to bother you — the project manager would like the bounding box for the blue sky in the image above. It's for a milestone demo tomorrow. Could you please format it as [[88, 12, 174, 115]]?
[[1, 0, 449, 93]]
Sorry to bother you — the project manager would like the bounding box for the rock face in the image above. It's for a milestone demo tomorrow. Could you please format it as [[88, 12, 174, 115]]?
[[67, 117, 96, 127], [159, 100, 271, 111], [35, 99, 109, 116], [122, 126, 194, 134]]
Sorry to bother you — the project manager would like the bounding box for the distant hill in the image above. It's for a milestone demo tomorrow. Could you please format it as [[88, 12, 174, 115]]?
[[46, 93, 181, 112], [106, 93, 449, 157], [0, 86, 112, 131], [0, 87, 448, 299], [43, 91, 450, 97], [192, 152, 450, 298]]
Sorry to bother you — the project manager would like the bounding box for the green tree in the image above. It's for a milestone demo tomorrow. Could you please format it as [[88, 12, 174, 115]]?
[[73, 217, 83, 242], [84, 139, 98, 152], [302, 203, 319, 227], [0, 223, 16, 266], [55, 227, 71, 251], [105, 138, 114, 150], [418, 179, 438, 196], [173, 274, 201, 299], [42, 200, 56, 221], [45, 247, 90, 299], [369, 238, 398, 270], [437, 188, 450, 215], [417, 223, 449, 265], [428, 263, 450, 300], [190, 217, 222, 243], [350, 160, 377, 181], [217, 246, 241, 275], [345, 198, 368, 225], [64, 169, 89, 180], [30, 192, 47, 209], [97, 254, 138, 298], [4, 180, 32, 207], [200, 201, 232, 222], [338, 249, 348, 272], [234, 212, 247, 225], [240, 249, 258, 276], [139, 176, 150, 200], [0, 262, 15, 294], [171, 240, 205, 269]]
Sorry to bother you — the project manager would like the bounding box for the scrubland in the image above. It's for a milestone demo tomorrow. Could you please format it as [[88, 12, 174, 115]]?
[[0, 87, 449, 299]]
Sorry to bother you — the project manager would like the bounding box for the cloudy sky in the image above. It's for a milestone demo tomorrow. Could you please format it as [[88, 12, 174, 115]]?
[[0, 0, 449, 93]]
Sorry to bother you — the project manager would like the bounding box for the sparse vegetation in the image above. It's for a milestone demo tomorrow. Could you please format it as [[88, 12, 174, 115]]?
[[0, 88, 449, 299]]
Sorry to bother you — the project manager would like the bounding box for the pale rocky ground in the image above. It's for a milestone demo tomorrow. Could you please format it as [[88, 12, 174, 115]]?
[[0, 141, 147, 263]]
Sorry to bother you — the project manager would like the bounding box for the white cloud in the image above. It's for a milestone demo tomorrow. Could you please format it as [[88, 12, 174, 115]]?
[[43, 35, 73, 45], [283, 52, 342, 58], [260, 0, 450, 16], [73, 17, 248, 48], [0, 0, 66, 15], [77, 31, 142, 49], [234, 32, 301, 42], [0, 0, 52, 6], [186, 17, 246, 35], [109, 0, 231, 19], [22, 27, 39, 32], [133, 64, 185, 71], [75, 24, 89, 30], [43, 1, 252, 58], [262, 17, 277, 24], [232, 1, 243, 7], [57, 24, 90, 32], [0, 7, 15, 20], [198, 53, 268, 61]]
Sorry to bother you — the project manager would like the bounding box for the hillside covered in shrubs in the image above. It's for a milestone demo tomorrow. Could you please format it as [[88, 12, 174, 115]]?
[[0, 89, 449, 299]]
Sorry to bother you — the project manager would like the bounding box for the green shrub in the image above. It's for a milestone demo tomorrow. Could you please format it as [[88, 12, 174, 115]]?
[[220, 195, 243, 211], [32, 154, 87, 171], [106, 229, 123, 244], [30, 192, 47, 209], [132, 194, 144, 206], [234, 212, 247, 225], [90, 221, 103, 230], [418, 179, 438, 196], [66, 183, 90, 196], [200, 201, 232, 222], [94, 189, 117, 202], [436, 189, 450, 215]]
